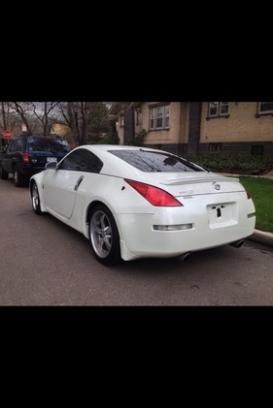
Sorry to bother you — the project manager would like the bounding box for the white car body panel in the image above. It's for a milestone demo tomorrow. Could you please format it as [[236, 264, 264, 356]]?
[[30, 145, 256, 261]]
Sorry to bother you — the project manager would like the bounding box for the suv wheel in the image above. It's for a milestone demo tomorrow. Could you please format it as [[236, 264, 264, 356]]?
[[0, 167, 8, 180], [14, 168, 26, 187]]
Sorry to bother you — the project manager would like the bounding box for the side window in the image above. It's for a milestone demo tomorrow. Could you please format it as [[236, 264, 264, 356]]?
[[10, 139, 26, 152], [58, 150, 83, 171], [7, 141, 15, 152], [16, 138, 26, 151], [13, 140, 20, 151], [58, 149, 103, 173], [79, 150, 103, 173]]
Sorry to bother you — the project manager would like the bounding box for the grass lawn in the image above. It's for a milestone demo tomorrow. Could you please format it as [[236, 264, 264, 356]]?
[[239, 176, 273, 233]]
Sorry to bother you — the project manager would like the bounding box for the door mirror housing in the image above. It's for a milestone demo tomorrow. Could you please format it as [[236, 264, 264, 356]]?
[[45, 161, 57, 170]]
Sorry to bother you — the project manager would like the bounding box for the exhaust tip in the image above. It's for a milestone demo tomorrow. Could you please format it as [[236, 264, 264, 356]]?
[[230, 240, 245, 248], [181, 252, 191, 261]]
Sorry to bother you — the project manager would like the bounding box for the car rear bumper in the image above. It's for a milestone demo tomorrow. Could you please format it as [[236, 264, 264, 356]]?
[[117, 194, 256, 261]]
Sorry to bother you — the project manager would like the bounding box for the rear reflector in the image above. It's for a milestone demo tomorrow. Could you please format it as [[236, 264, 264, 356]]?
[[125, 179, 182, 207], [153, 224, 193, 231]]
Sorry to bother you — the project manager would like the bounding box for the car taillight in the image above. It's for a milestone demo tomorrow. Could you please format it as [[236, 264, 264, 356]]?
[[246, 191, 251, 199], [21, 152, 30, 163], [125, 179, 183, 207]]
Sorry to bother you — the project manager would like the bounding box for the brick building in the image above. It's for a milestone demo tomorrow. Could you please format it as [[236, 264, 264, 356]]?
[[113, 102, 273, 155]]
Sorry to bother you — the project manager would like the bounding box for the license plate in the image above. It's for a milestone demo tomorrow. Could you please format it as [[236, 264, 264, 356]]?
[[207, 202, 238, 229], [46, 157, 57, 163]]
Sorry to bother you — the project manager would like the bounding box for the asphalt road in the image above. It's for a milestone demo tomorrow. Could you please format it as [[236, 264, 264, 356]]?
[[0, 177, 273, 305]]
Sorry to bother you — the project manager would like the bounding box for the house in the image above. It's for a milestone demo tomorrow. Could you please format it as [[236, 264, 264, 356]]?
[[113, 102, 273, 155], [50, 122, 70, 137]]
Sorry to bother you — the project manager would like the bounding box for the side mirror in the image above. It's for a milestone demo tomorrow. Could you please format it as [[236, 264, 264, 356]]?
[[45, 162, 57, 170]]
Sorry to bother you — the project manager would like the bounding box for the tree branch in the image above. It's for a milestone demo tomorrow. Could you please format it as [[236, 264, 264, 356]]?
[[13, 102, 32, 134]]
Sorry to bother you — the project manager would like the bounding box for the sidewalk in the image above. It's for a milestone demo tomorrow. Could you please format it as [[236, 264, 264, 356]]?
[[249, 230, 273, 247]]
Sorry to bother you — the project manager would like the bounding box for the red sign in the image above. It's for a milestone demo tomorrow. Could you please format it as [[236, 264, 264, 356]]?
[[2, 129, 13, 139]]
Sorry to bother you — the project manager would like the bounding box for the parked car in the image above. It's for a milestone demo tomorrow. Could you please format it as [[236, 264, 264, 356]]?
[[29, 145, 256, 265], [0, 135, 70, 186]]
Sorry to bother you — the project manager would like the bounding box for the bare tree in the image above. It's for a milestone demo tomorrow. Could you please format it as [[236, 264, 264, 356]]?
[[0, 102, 8, 130], [32, 102, 58, 136], [0, 102, 22, 136], [57, 102, 109, 146], [12, 102, 33, 134], [66, 102, 88, 145], [0, 102, 16, 131]]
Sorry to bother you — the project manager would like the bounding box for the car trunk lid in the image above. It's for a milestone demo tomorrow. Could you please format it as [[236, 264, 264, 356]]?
[[141, 172, 244, 197]]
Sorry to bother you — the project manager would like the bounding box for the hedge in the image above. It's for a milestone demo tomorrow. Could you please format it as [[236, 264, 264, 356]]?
[[184, 153, 273, 175]]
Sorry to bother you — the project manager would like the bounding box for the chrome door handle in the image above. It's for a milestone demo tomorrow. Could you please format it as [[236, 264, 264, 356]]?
[[74, 176, 84, 191]]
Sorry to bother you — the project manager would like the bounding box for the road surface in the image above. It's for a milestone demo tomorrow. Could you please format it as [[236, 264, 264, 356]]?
[[0, 177, 273, 305]]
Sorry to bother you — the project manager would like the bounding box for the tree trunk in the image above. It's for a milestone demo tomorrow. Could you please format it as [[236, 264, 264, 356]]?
[[1, 102, 7, 130], [44, 102, 48, 136], [67, 103, 79, 145], [80, 102, 86, 145], [13, 102, 32, 135], [124, 104, 135, 145]]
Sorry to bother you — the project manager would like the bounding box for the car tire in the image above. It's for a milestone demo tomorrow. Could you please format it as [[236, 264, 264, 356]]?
[[0, 166, 8, 180], [14, 168, 26, 187], [89, 204, 121, 265], [31, 182, 43, 215]]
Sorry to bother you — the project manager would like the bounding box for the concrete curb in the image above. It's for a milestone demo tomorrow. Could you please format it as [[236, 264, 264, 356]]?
[[248, 229, 273, 247]]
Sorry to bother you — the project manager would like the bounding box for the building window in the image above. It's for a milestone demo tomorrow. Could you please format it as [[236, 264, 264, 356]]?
[[149, 104, 170, 130], [208, 102, 218, 117], [257, 102, 273, 116], [209, 143, 222, 152], [220, 102, 229, 115], [207, 102, 230, 119]]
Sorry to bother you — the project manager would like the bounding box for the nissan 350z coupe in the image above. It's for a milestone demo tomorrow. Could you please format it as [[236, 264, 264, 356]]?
[[29, 145, 256, 265]]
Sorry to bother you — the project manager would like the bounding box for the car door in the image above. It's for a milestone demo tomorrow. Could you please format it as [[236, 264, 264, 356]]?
[[2, 140, 15, 173], [43, 150, 85, 219], [3, 138, 26, 173], [44, 149, 103, 219]]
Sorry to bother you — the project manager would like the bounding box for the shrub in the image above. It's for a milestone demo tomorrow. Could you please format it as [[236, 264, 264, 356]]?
[[132, 129, 147, 146], [184, 153, 273, 174]]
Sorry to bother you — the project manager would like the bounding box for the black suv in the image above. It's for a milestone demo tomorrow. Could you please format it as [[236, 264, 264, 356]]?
[[0, 135, 70, 186]]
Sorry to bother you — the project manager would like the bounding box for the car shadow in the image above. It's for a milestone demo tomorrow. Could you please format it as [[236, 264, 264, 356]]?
[[36, 211, 242, 278], [115, 245, 233, 275]]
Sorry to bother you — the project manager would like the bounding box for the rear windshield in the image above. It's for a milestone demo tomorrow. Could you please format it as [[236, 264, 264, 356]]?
[[109, 149, 204, 172], [27, 136, 69, 154]]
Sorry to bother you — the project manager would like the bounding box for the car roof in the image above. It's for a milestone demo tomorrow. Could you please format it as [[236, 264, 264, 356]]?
[[79, 144, 164, 153], [68, 144, 170, 180]]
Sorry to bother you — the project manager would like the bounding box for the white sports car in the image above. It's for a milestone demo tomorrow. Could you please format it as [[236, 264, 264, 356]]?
[[30, 145, 256, 264]]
